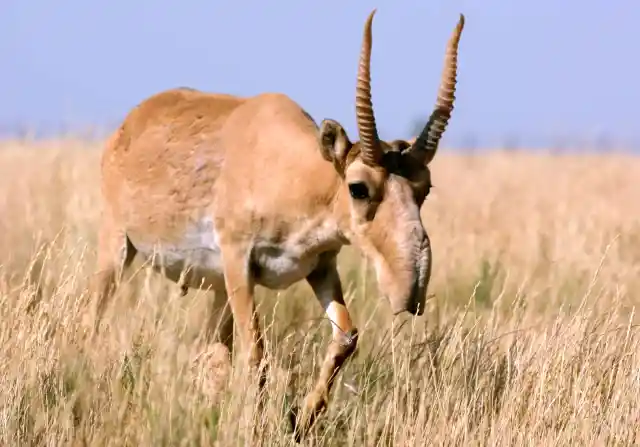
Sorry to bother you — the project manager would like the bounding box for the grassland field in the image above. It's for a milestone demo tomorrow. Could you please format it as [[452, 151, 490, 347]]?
[[0, 138, 639, 446]]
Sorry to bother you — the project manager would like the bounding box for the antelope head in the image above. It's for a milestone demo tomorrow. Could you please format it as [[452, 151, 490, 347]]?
[[319, 10, 465, 316]]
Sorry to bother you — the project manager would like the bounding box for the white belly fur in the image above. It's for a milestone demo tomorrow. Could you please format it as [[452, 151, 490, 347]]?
[[131, 217, 325, 291], [132, 216, 226, 290], [251, 241, 320, 289]]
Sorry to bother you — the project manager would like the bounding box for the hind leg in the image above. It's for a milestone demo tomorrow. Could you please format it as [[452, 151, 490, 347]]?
[[204, 289, 235, 355], [88, 217, 137, 336], [192, 289, 235, 401]]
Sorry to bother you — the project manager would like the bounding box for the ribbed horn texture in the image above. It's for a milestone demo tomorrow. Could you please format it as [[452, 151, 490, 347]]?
[[355, 9, 382, 167], [410, 14, 465, 164]]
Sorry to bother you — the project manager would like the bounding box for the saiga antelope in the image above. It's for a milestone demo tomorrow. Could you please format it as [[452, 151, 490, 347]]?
[[90, 9, 465, 441]]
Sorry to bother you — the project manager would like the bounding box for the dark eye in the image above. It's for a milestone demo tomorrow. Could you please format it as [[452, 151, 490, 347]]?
[[348, 182, 370, 200], [424, 185, 433, 197]]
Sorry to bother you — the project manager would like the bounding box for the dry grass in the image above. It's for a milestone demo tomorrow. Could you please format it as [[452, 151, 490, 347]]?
[[0, 138, 639, 446]]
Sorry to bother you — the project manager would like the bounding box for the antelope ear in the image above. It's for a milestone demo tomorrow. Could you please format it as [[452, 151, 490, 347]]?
[[318, 119, 352, 172]]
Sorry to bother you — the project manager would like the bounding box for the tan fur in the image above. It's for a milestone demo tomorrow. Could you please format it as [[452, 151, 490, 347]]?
[[90, 10, 465, 441]]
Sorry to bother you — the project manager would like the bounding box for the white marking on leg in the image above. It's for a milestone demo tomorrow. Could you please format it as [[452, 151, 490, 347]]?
[[325, 301, 347, 337]]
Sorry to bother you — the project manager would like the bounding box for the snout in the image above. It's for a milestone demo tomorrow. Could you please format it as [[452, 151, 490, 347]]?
[[388, 234, 432, 317]]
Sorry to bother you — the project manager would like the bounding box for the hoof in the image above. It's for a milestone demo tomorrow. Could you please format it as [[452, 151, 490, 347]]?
[[288, 405, 310, 444], [191, 343, 231, 403], [288, 395, 326, 443], [287, 405, 300, 440]]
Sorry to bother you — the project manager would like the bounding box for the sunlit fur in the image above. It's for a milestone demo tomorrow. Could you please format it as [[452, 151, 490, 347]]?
[[90, 9, 465, 441]]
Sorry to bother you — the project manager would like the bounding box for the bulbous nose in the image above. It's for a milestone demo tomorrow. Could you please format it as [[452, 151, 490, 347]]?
[[381, 219, 432, 317], [409, 232, 431, 317], [406, 279, 427, 316]]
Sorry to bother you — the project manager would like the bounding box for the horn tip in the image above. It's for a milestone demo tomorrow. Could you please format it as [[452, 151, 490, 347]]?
[[367, 8, 377, 24]]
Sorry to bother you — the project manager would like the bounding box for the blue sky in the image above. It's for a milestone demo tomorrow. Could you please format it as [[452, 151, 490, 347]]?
[[2, 1, 639, 147]]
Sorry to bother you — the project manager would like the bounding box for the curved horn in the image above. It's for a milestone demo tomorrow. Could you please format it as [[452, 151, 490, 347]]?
[[409, 14, 465, 165], [355, 9, 382, 167]]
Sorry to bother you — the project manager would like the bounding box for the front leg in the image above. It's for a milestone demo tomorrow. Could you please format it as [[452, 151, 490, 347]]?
[[292, 256, 358, 441], [219, 243, 267, 388], [88, 217, 137, 338]]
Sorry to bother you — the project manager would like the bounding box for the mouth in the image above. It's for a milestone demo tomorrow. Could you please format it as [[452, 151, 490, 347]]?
[[390, 285, 425, 316], [391, 302, 423, 317], [381, 262, 428, 317]]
